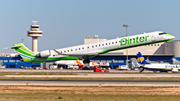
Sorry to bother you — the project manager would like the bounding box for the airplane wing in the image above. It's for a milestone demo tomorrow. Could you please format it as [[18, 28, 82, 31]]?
[[53, 49, 100, 59]]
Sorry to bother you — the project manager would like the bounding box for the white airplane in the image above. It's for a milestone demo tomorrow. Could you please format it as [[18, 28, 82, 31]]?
[[11, 31, 175, 65], [137, 52, 180, 73]]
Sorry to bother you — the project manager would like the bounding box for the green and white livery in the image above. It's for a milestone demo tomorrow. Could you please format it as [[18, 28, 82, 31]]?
[[11, 31, 175, 63]]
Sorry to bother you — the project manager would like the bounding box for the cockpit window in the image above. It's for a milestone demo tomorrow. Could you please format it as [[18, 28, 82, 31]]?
[[159, 32, 166, 35]]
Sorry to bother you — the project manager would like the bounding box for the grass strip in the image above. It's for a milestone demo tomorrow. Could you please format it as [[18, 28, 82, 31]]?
[[0, 93, 180, 101], [0, 86, 179, 101]]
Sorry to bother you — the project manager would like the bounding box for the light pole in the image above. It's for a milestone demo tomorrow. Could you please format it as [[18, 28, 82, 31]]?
[[123, 24, 131, 68]]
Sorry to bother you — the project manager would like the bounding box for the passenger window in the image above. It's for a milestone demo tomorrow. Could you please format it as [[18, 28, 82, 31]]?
[[112, 42, 114, 44], [102, 44, 104, 46], [82, 47, 84, 49], [87, 47, 89, 49], [92, 46, 94, 48], [109, 43, 111, 45], [79, 48, 80, 50], [99, 44, 101, 46], [96, 45, 97, 47], [116, 41, 117, 43], [106, 43, 108, 45], [75, 49, 77, 51]]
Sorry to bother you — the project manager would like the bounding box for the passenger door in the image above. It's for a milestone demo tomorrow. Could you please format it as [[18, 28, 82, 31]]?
[[151, 35, 156, 42]]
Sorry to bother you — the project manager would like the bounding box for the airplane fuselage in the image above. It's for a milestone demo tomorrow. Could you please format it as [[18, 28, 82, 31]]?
[[141, 64, 180, 72]]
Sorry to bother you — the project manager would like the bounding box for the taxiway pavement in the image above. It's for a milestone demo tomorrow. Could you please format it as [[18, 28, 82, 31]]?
[[1, 73, 180, 78], [0, 79, 180, 87]]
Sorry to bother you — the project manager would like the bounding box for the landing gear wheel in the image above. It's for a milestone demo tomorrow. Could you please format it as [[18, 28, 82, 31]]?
[[83, 60, 90, 64], [82, 59, 90, 70]]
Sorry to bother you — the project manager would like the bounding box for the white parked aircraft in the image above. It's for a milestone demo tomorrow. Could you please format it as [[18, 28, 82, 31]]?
[[137, 52, 180, 73], [11, 31, 175, 65]]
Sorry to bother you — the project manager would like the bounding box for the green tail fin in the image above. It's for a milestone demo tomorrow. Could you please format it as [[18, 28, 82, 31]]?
[[11, 43, 36, 62]]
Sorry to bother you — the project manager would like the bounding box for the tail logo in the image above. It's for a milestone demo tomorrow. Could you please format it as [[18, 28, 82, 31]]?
[[138, 57, 144, 63], [92, 62, 98, 65]]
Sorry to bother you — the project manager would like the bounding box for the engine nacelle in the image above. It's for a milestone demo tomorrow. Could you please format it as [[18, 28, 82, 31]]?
[[36, 50, 51, 58]]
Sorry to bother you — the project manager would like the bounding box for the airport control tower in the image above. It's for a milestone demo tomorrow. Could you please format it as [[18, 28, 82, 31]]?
[[27, 21, 43, 52]]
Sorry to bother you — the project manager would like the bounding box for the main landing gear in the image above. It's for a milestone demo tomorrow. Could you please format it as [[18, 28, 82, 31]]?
[[83, 59, 90, 64], [82, 59, 90, 70]]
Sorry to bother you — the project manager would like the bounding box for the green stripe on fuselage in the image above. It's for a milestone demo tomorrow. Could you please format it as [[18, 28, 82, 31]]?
[[28, 56, 79, 63]]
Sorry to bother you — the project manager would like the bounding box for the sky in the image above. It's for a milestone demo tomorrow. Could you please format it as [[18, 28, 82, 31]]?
[[0, 0, 180, 52]]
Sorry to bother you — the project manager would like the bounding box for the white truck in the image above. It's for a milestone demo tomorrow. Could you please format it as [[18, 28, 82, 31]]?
[[118, 65, 129, 70]]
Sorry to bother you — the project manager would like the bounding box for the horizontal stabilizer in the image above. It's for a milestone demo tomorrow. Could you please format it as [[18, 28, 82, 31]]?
[[3, 46, 11, 49]]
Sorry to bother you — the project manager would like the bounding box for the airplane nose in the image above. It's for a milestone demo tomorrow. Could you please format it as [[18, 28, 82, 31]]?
[[171, 35, 175, 38], [164, 34, 175, 42], [165, 34, 175, 38]]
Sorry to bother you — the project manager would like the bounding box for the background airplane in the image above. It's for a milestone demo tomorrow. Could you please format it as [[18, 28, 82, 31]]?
[[137, 52, 180, 73]]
